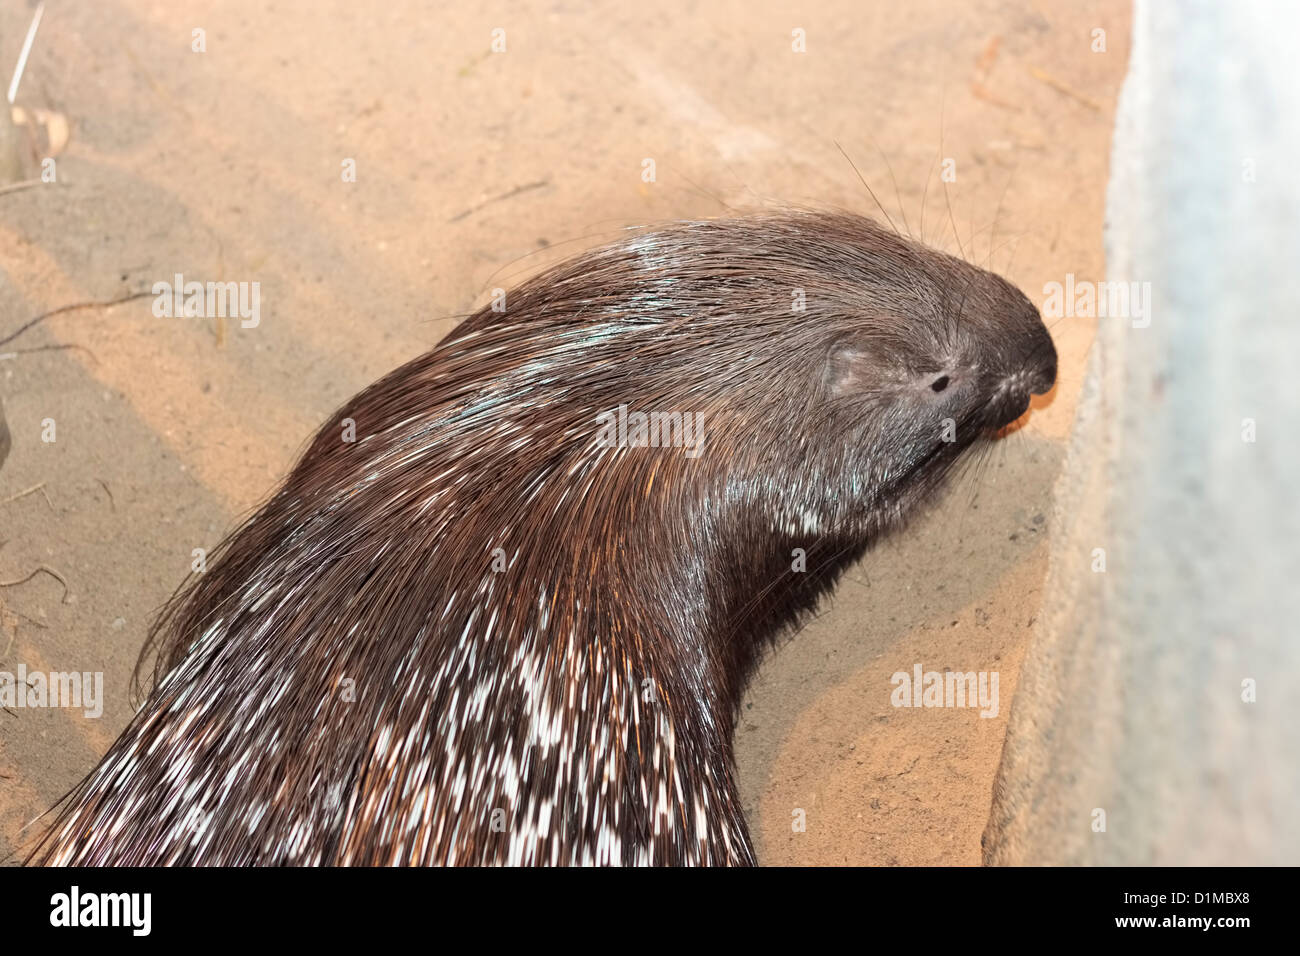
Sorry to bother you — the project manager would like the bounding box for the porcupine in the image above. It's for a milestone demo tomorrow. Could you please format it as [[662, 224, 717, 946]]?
[[32, 210, 1056, 866]]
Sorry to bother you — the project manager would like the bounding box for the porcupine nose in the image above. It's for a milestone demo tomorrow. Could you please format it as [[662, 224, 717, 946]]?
[[989, 329, 1057, 427], [1027, 328, 1057, 396]]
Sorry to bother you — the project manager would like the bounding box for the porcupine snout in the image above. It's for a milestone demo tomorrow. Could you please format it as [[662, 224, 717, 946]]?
[[979, 282, 1057, 428]]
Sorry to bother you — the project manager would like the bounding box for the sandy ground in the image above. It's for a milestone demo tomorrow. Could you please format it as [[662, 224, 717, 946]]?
[[0, 0, 1128, 864]]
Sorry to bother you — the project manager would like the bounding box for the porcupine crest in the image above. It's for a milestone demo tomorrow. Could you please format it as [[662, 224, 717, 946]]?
[[31, 211, 1056, 865]]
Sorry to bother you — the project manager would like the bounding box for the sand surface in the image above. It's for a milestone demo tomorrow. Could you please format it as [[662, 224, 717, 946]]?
[[0, 0, 1127, 864]]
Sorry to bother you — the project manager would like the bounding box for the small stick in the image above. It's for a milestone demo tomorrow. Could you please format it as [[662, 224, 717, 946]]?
[[0, 290, 150, 348], [448, 180, 549, 223], [7, 2, 46, 104], [0, 179, 42, 197], [7, 607, 49, 630], [97, 478, 116, 510], [0, 565, 72, 603], [0, 343, 99, 363], [1029, 67, 1102, 111], [1, 482, 50, 508]]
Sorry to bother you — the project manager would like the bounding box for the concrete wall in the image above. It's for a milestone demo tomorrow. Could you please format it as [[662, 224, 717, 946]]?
[[984, 0, 1300, 865]]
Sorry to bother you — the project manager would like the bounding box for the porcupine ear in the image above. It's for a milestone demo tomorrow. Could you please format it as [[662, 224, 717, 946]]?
[[823, 338, 871, 397]]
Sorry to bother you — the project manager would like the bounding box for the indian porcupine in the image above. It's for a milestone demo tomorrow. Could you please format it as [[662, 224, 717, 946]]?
[[32, 211, 1055, 865]]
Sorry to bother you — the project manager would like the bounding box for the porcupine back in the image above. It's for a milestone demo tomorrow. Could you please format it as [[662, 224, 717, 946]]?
[[32, 211, 1056, 865]]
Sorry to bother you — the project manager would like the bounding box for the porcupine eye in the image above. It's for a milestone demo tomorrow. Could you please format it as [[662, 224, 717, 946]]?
[[930, 375, 950, 393]]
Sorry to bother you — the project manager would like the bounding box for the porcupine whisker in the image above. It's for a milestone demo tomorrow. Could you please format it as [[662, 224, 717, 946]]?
[[919, 153, 938, 247], [985, 163, 1020, 271], [938, 101, 967, 263], [834, 141, 903, 238], [866, 132, 912, 239]]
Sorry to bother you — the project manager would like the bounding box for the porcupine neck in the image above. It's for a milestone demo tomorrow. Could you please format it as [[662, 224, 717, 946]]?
[[514, 451, 871, 867], [596, 446, 871, 736]]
